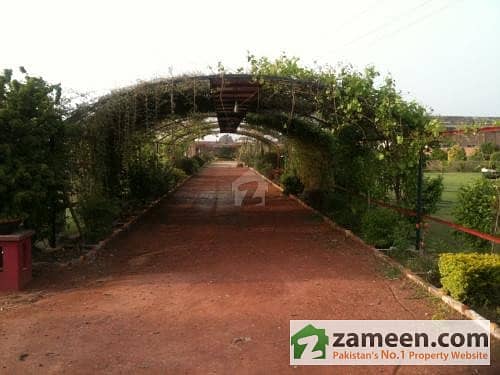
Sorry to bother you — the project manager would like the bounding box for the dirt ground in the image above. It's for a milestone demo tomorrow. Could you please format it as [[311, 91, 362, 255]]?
[[1, 161, 498, 374]]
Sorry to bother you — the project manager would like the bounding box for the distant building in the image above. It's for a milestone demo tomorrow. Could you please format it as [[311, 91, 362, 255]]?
[[435, 116, 500, 149]]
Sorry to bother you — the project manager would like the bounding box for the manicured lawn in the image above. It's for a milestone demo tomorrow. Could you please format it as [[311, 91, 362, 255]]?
[[426, 172, 482, 220]]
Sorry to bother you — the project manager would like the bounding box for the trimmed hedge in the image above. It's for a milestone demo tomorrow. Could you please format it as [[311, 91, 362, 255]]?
[[438, 253, 500, 307]]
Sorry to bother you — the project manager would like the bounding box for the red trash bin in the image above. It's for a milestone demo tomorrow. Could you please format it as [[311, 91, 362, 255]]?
[[0, 230, 35, 291]]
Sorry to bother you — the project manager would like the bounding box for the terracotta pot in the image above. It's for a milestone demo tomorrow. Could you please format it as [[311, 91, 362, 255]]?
[[0, 219, 22, 235]]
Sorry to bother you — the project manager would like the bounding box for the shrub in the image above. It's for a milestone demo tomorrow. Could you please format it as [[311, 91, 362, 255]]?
[[490, 151, 500, 168], [438, 253, 500, 307], [454, 178, 497, 249], [361, 207, 412, 249], [216, 146, 236, 159], [490, 151, 500, 162], [255, 159, 273, 177], [281, 173, 304, 195], [261, 152, 279, 169], [480, 142, 496, 160], [430, 148, 448, 161], [403, 175, 444, 215], [468, 149, 484, 161], [175, 157, 200, 175], [128, 159, 176, 201], [447, 144, 466, 162], [327, 190, 368, 232], [77, 192, 120, 243], [170, 167, 187, 184], [302, 189, 331, 211], [192, 155, 205, 168]]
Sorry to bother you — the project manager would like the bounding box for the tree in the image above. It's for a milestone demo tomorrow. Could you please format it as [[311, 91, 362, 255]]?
[[0, 68, 67, 245]]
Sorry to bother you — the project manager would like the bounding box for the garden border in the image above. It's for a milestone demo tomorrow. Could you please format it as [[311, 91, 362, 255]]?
[[33, 173, 195, 270], [248, 167, 500, 340]]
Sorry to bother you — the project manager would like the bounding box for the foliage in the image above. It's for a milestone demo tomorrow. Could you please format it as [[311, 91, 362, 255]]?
[[468, 149, 484, 161], [216, 146, 237, 159], [454, 178, 497, 249], [438, 252, 500, 307], [480, 142, 496, 159], [0, 68, 67, 242], [430, 148, 448, 161], [361, 207, 412, 249], [246, 54, 439, 205], [77, 191, 120, 243], [128, 157, 176, 201], [170, 167, 187, 183], [490, 151, 500, 166], [3, 55, 446, 253], [402, 175, 444, 215], [238, 141, 279, 178], [281, 173, 304, 196], [447, 144, 466, 162], [174, 157, 200, 175]]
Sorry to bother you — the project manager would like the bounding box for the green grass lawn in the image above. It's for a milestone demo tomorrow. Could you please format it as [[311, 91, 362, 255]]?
[[423, 172, 499, 254], [425, 172, 482, 220]]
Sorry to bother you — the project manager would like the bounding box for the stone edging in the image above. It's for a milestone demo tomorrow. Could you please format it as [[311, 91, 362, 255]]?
[[248, 167, 500, 340], [34, 174, 194, 270]]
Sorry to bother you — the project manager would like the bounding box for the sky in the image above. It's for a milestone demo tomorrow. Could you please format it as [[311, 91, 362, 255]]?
[[2, 0, 499, 116]]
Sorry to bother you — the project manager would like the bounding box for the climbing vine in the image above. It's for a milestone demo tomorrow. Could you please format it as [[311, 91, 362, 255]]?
[[1, 54, 443, 249]]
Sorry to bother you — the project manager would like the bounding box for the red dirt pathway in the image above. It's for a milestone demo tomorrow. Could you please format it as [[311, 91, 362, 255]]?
[[0, 162, 498, 374]]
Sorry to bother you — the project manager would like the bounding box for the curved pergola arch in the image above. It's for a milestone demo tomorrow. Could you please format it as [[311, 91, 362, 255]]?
[[70, 63, 432, 201], [73, 73, 325, 136]]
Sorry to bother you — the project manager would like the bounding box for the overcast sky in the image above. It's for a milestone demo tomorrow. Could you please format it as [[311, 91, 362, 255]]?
[[2, 0, 499, 116]]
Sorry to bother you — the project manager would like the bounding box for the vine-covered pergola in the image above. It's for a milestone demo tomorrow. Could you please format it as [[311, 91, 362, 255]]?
[[63, 56, 443, 248]]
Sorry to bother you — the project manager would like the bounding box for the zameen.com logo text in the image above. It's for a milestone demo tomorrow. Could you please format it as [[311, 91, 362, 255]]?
[[290, 320, 490, 366]]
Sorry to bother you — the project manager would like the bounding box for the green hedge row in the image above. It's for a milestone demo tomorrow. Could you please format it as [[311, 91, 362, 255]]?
[[438, 252, 500, 307]]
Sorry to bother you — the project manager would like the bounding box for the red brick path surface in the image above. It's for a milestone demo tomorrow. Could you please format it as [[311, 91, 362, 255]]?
[[1, 162, 498, 374]]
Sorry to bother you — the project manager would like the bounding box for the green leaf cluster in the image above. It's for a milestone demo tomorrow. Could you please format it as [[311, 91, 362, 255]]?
[[439, 252, 500, 307]]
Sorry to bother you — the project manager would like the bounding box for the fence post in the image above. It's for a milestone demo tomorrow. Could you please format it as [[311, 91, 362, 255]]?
[[415, 148, 424, 253]]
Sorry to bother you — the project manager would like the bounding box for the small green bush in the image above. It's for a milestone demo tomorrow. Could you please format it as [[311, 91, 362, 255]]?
[[454, 178, 497, 249], [438, 253, 500, 307], [480, 142, 497, 160], [170, 167, 187, 184], [430, 148, 448, 161], [490, 151, 500, 162], [192, 155, 205, 168], [175, 157, 200, 175], [361, 207, 412, 249], [490, 152, 500, 169], [255, 160, 273, 177], [77, 192, 120, 243], [128, 160, 176, 201], [447, 144, 466, 162], [403, 175, 444, 215], [281, 173, 304, 195]]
